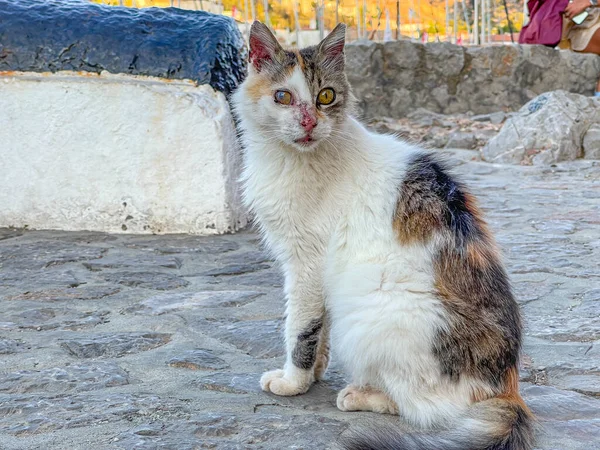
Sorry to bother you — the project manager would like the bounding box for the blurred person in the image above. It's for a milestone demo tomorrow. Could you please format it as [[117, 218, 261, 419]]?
[[521, 0, 600, 96], [562, 0, 600, 95]]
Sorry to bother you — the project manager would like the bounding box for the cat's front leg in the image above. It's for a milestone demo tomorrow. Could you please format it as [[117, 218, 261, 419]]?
[[260, 269, 327, 396]]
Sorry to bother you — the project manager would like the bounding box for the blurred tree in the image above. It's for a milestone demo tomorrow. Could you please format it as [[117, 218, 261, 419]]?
[[89, 0, 524, 37]]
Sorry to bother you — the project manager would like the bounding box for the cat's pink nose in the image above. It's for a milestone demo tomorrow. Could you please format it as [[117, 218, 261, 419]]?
[[300, 107, 317, 132]]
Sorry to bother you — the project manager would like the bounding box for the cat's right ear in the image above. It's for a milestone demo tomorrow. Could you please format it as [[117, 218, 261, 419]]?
[[249, 21, 282, 72]]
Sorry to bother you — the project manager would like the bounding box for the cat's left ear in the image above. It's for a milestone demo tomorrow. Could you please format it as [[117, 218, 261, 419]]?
[[317, 23, 346, 69]]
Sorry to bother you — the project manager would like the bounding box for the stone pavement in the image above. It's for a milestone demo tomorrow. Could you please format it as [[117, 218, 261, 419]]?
[[0, 153, 599, 450]]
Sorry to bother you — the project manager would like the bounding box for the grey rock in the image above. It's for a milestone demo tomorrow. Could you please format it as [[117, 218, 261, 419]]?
[[0, 228, 23, 241], [114, 420, 244, 450], [483, 91, 600, 165], [472, 112, 507, 124], [445, 131, 477, 149], [504, 238, 595, 279], [521, 337, 600, 398], [0, 268, 84, 289], [523, 288, 600, 342], [0, 362, 129, 394], [234, 413, 346, 447], [83, 254, 182, 271], [513, 281, 557, 305], [0, 338, 25, 355], [522, 384, 600, 420], [113, 413, 344, 450], [211, 270, 284, 287], [473, 128, 499, 143], [4, 308, 109, 331], [133, 290, 264, 315], [200, 320, 284, 359], [531, 220, 578, 235], [5, 285, 120, 302], [124, 236, 239, 254], [555, 374, 600, 397], [524, 385, 600, 449], [422, 127, 450, 148], [0, 393, 187, 436], [168, 349, 229, 371], [193, 372, 261, 394], [201, 263, 271, 277], [219, 250, 273, 265], [37, 231, 118, 244], [443, 148, 483, 162], [406, 108, 454, 127], [102, 271, 189, 290], [369, 119, 398, 135], [193, 413, 241, 438], [0, 241, 106, 271], [60, 333, 172, 358], [583, 124, 600, 160], [490, 112, 508, 125], [537, 419, 600, 450]]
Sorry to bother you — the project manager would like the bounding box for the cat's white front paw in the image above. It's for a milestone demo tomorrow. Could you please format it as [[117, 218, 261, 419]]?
[[260, 369, 311, 396]]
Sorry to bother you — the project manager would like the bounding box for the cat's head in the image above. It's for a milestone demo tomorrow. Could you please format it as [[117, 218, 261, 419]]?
[[234, 22, 353, 152]]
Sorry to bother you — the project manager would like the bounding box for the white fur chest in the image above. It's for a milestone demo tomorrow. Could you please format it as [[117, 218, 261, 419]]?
[[241, 142, 345, 263], [325, 210, 447, 396], [320, 137, 448, 390]]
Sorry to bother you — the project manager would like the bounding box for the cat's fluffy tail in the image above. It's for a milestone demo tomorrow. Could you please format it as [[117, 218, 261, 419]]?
[[340, 395, 534, 450]]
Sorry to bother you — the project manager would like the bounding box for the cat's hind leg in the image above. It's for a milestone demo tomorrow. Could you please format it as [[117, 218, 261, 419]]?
[[313, 313, 331, 381], [337, 385, 398, 415]]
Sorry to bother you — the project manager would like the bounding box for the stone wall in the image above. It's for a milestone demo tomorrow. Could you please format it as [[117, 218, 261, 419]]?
[[345, 41, 600, 118]]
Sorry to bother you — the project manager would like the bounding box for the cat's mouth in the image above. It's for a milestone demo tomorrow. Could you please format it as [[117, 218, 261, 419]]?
[[294, 135, 314, 145]]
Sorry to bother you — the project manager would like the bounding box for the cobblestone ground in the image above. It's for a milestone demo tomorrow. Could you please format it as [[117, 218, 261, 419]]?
[[1, 153, 599, 450]]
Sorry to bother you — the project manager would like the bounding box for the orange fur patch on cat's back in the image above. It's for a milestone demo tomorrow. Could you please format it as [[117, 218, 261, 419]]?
[[395, 154, 523, 400], [393, 184, 444, 245]]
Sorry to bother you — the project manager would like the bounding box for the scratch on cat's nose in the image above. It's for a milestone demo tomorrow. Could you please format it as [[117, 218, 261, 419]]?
[[299, 105, 317, 132]]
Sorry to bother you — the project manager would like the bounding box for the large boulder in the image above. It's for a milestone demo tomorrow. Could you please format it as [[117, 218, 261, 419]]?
[[0, 0, 246, 95], [583, 124, 600, 160], [482, 91, 600, 165]]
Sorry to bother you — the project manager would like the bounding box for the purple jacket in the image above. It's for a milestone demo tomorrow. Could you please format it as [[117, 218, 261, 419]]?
[[519, 0, 570, 46]]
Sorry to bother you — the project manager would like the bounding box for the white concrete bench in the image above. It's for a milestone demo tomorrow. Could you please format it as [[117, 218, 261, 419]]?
[[0, 71, 246, 234]]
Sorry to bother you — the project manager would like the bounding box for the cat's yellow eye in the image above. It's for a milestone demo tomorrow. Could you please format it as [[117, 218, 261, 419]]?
[[317, 88, 336, 105], [274, 90, 293, 105]]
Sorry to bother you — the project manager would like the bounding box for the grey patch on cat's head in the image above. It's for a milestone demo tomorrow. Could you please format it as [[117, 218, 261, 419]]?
[[298, 24, 355, 122]]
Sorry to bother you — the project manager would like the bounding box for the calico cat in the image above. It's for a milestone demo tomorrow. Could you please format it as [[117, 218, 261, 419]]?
[[232, 21, 534, 450]]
